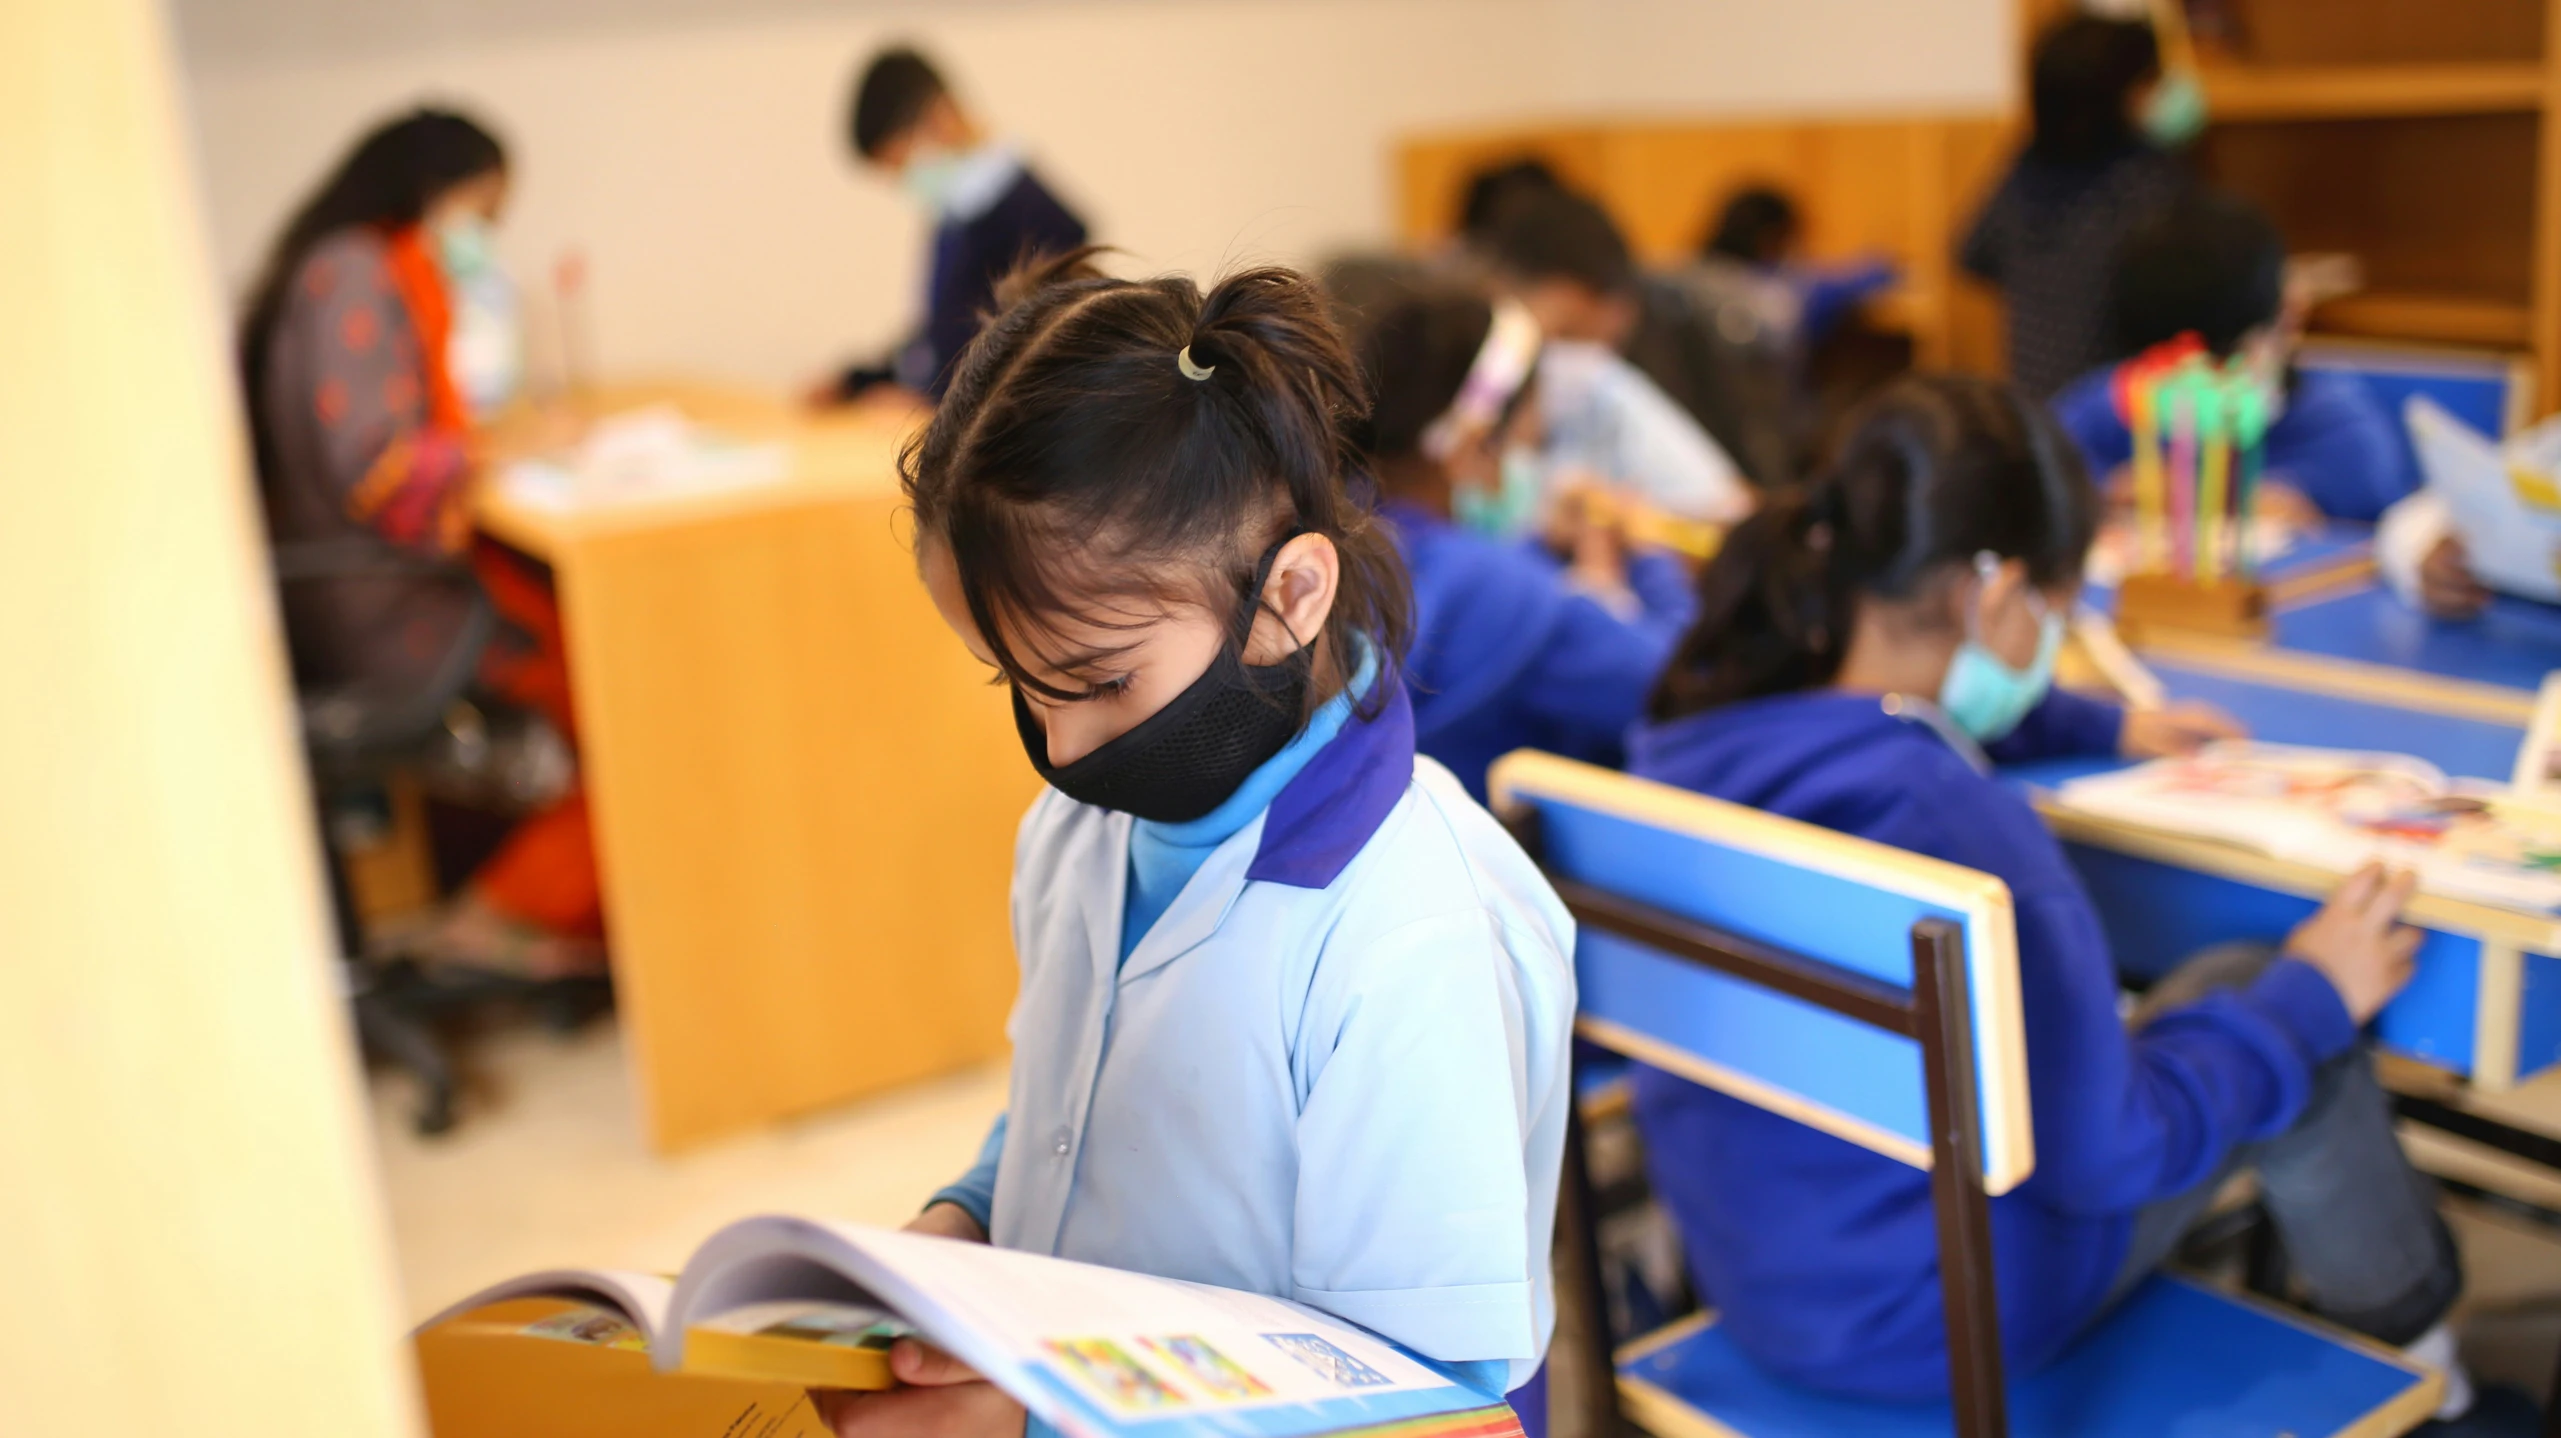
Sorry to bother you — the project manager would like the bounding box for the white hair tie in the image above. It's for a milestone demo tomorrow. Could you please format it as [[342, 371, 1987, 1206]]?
[[1177, 345, 1216, 382]]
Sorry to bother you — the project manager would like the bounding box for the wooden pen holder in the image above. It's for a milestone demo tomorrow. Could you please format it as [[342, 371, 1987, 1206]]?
[[2113, 571, 2269, 644]]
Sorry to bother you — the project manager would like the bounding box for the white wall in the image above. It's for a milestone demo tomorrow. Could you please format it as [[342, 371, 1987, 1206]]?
[[176, 0, 2009, 389]]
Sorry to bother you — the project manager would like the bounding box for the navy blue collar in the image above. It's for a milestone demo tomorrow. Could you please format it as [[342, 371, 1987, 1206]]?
[[1247, 675, 1416, 889]]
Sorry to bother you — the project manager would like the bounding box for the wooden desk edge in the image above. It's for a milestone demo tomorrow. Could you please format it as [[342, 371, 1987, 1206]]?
[[2032, 799, 2561, 952], [2133, 630, 2539, 725]]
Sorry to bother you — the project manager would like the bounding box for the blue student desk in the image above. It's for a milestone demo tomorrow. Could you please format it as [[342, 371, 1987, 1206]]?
[[2272, 585, 2561, 695], [2008, 664, 2561, 1090], [2093, 519, 2559, 703]]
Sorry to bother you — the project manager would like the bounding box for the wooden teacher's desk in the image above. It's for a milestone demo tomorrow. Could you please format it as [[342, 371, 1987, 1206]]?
[[477, 385, 1037, 1150]]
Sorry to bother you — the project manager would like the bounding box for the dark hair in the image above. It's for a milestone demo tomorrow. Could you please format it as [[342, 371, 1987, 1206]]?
[[1485, 187, 1635, 297], [1350, 286, 1499, 461], [1651, 375, 2095, 719], [239, 107, 505, 476], [2109, 189, 2285, 359], [1705, 185, 1801, 265], [903, 250, 1412, 721], [1456, 157, 1564, 242], [851, 46, 949, 158], [2027, 14, 2159, 165]]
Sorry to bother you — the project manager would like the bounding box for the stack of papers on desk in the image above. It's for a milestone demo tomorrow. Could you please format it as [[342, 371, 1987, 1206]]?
[[2054, 742, 2561, 912], [501, 404, 788, 512]]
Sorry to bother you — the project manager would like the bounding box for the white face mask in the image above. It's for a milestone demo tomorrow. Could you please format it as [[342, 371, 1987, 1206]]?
[[436, 219, 520, 418], [900, 145, 967, 214]]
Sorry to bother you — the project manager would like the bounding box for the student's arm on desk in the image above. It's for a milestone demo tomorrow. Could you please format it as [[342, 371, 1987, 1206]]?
[[1987, 689, 2243, 764], [2010, 837, 2415, 1217], [2378, 492, 2492, 620]]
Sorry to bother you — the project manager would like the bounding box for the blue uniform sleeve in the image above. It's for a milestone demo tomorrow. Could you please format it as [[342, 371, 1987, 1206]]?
[[1515, 588, 1683, 764], [2008, 876, 2358, 1214], [921, 172, 1089, 399], [1291, 909, 1559, 1382], [925, 1112, 1007, 1231], [1796, 258, 1899, 342], [2051, 367, 2135, 485], [1624, 548, 1698, 629], [2264, 372, 2422, 523], [1984, 688, 2125, 765]]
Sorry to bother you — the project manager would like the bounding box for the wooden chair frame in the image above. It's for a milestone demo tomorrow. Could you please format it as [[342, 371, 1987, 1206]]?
[[1515, 808, 2012, 1438]]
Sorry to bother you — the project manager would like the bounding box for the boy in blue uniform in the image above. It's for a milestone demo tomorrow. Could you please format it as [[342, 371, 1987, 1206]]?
[[825, 47, 1087, 404], [1622, 375, 2519, 1433], [2049, 188, 2418, 522], [816, 254, 1574, 1438], [1349, 285, 1690, 801]]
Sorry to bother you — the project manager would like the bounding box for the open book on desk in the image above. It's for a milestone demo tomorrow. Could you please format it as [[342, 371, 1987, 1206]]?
[[415, 1218, 1524, 1438], [2050, 742, 2561, 913]]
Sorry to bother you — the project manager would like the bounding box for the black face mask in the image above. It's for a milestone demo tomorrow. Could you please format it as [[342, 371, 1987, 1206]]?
[[1011, 538, 1312, 824]]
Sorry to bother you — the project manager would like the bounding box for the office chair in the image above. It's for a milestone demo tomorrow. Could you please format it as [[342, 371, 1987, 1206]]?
[[276, 537, 599, 1135]]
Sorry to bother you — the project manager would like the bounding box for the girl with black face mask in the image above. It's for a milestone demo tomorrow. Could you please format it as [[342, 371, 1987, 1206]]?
[[818, 251, 1576, 1438]]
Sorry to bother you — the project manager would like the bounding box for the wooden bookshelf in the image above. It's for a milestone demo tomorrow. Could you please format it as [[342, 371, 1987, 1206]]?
[[2020, 0, 2561, 411], [2311, 292, 2534, 346], [2201, 61, 2544, 119]]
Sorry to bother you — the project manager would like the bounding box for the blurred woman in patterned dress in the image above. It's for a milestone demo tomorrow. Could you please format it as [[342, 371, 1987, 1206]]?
[[243, 107, 602, 977]]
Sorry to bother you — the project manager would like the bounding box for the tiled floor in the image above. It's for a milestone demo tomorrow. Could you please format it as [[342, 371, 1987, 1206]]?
[[373, 1014, 2561, 1410], [369, 1017, 1005, 1323]]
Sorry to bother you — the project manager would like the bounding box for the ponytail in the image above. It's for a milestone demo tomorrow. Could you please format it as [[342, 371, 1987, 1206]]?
[[1650, 374, 2094, 720]]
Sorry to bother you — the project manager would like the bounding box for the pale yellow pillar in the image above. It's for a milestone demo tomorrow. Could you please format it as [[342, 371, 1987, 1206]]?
[[0, 0, 419, 1432]]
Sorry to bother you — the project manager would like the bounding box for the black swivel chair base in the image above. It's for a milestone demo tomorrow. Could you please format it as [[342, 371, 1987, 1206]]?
[[345, 952, 615, 1137]]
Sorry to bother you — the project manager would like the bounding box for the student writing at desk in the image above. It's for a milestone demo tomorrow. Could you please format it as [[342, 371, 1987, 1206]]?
[[1349, 286, 1691, 802], [1477, 187, 1757, 522], [813, 255, 1574, 1437], [242, 108, 602, 978], [1620, 376, 2523, 1432], [2050, 189, 2418, 523], [819, 46, 1087, 407]]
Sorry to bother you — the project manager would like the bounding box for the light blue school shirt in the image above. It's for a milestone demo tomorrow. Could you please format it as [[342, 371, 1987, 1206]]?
[[940, 676, 1576, 1391], [933, 662, 1368, 1221]]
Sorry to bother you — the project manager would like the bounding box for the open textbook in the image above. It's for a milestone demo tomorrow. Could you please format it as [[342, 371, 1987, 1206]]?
[[2052, 742, 2561, 912], [415, 1218, 1523, 1438], [2406, 396, 2561, 603]]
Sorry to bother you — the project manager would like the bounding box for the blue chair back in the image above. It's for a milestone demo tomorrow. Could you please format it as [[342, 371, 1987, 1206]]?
[[1492, 750, 2034, 1194]]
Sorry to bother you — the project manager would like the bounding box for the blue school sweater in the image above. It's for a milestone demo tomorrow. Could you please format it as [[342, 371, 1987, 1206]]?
[[1622, 688, 2359, 1401], [909, 166, 1086, 399], [2052, 363, 2420, 522], [1384, 500, 1690, 802]]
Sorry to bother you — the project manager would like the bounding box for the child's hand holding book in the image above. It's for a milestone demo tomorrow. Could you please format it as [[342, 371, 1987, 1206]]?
[[812, 1337, 1026, 1438]]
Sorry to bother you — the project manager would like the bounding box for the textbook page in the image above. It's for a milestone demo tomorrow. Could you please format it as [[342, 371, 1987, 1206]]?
[[416, 1268, 675, 1345], [2054, 742, 2561, 912], [667, 1219, 1517, 1438], [2407, 397, 2561, 603]]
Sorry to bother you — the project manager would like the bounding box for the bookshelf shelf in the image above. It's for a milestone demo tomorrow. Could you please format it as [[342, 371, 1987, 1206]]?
[[2202, 62, 2546, 120], [2310, 291, 2534, 347]]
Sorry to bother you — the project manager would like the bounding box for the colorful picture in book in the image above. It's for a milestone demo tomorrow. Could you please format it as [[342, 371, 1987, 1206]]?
[[521, 1305, 648, 1351], [1139, 1335, 1273, 1401], [1046, 1338, 1186, 1410], [2055, 744, 2561, 910], [1262, 1333, 1393, 1388]]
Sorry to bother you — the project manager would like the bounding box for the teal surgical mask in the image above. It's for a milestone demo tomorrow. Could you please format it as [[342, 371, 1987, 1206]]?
[[1455, 445, 1545, 535], [900, 146, 967, 214], [2139, 70, 2209, 150], [432, 213, 497, 280], [1938, 562, 2063, 743]]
